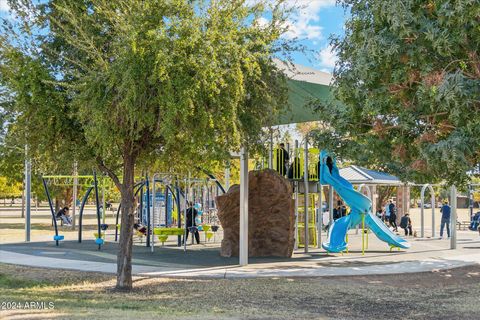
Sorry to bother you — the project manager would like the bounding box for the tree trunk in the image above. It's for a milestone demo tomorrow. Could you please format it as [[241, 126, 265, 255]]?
[[376, 186, 396, 211], [55, 197, 61, 213], [63, 187, 73, 208], [116, 153, 136, 290]]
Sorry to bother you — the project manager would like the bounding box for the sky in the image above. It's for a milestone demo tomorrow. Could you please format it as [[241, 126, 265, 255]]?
[[280, 0, 346, 73], [0, 0, 346, 73]]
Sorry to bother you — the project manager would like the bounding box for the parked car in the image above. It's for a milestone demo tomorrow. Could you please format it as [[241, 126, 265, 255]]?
[[416, 201, 432, 208]]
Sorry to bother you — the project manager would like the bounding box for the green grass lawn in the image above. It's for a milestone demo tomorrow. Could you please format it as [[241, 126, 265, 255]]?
[[1, 263, 480, 319]]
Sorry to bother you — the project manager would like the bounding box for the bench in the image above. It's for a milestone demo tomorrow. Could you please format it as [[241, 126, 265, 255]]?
[[457, 221, 470, 230]]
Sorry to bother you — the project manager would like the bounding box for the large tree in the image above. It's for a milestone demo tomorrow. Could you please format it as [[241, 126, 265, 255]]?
[[312, 0, 480, 185], [1, 0, 294, 289]]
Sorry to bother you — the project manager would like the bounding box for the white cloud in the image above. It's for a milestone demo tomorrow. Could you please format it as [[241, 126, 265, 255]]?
[[318, 44, 337, 70], [0, 0, 10, 12], [246, 0, 336, 40], [283, 0, 336, 40]]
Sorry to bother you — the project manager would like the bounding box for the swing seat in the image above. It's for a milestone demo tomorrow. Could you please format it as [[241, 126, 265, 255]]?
[[158, 235, 169, 243], [95, 238, 104, 245], [100, 224, 109, 231], [202, 225, 211, 232], [93, 232, 105, 239], [135, 231, 146, 237], [54, 235, 64, 241]]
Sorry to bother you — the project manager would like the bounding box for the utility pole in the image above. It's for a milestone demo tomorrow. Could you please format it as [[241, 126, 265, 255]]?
[[72, 161, 78, 230], [450, 186, 457, 249], [25, 145, 31, 242]]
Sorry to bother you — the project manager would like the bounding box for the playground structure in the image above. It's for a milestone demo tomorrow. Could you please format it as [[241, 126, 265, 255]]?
[[39, 171, 226, 251], [13, 115, 473, 264], [128, 173, 223, 252], [29, 141, 472, 263], [261, 140, 408, 253], [260, 138, 467, 257], [20, 131, 473, 265]]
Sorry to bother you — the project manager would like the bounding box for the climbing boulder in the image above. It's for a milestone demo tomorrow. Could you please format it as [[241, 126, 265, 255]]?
[[216, 169, 295, 258]]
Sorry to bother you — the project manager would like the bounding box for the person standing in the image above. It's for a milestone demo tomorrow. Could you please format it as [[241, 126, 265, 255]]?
[[440, 201, 451, 238], [287, 156, 301, 179], [184, 201, 200, 244], [388, 200, 398, 232], [333, 201, 342, 221], [322, 209, 330, 231], [341, 204, 347, 217], [275, 143, 290, 176], [384, 202, 391, 223]]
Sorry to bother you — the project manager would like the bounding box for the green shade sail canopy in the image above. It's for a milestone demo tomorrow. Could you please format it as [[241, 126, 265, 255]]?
[[273, 61, 334, 125]]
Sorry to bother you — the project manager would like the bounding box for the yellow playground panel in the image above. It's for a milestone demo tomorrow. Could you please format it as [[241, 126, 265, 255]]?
[[297, 193, 318, 247], [274, 147, 320, 180]]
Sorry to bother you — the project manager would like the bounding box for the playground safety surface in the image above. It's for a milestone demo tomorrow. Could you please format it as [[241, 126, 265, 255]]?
[[1, 230, 479, 278]]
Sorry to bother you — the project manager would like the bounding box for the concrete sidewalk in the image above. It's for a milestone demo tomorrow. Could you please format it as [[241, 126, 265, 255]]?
[[2, 245, 480, 278]]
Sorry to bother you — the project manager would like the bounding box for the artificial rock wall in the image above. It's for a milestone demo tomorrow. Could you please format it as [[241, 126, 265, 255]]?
[[216, 169, 295, 258]]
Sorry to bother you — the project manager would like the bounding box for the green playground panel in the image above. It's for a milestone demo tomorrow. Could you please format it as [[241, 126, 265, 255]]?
[[154, 228, 184, 236], [153, 226, 213, 241]]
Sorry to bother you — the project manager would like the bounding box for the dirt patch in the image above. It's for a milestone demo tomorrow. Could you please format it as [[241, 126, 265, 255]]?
[[0, 263, 113, 285], [324, 264, 480, 288]]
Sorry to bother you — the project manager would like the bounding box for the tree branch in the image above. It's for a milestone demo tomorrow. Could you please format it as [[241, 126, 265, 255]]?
[[96, 157, 122, 190]]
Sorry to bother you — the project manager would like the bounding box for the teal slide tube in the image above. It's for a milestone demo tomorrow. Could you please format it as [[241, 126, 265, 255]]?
[[320, 150, 410, 252]]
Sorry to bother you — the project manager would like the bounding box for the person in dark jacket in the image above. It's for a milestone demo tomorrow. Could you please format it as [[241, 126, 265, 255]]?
[[400, 213, 413, 236], [184, 201, 200, 244], [470, 212, 480, 231], [333, 201, 342, 220], [288, 156, 301, 179], [56, 206, 71, 225], [326, 156, 334, 174], [388, 200, 398, 232], [275, 143, 290, 176], [341, 205, 347, 217], [440, 201, 451, 238]]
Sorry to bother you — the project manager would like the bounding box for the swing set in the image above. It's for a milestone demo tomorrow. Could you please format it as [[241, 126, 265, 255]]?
[[42, 171, 112, 249]]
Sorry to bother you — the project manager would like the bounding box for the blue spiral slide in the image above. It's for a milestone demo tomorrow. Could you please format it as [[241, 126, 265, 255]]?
[[319, 151, 410, 253]]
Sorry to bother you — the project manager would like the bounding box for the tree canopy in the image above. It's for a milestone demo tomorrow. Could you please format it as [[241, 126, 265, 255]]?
[[312, 0, 480, 185], [0, 0, 297, 289]]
